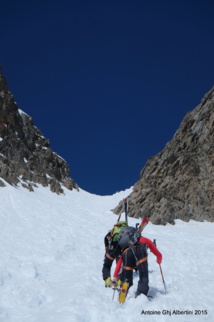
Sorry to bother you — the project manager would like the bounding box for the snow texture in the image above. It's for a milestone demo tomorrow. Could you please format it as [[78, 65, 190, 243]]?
[[0, 182, 213, 322], [18, 109, 29, 117]]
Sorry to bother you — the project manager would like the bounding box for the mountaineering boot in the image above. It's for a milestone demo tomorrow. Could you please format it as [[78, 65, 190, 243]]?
[[118, 280, 129, 303], [135, 290, 153, 301], [104, 277, 111, 287]]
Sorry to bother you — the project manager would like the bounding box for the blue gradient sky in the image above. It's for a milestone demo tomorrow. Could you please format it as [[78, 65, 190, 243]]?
[[1, 0, 214, 195]]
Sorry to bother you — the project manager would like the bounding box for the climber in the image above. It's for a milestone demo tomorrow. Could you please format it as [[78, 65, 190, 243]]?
[[112, 227, 162, 298], [102, 221, 127, 287]]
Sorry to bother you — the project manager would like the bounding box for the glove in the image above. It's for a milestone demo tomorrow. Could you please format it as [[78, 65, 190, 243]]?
[[156, 255, 162, 264], [111, 277, 118, 288], [112, 278, 123, 288]]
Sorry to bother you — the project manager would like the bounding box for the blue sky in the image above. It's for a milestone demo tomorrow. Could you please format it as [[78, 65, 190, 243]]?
[[1, 0, 214, 195]]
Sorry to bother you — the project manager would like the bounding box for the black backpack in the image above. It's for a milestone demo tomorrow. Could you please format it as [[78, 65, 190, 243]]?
[[118, 226, 141, 251]]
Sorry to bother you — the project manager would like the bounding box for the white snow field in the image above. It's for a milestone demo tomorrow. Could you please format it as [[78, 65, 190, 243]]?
[[0, 181, 213, 322]]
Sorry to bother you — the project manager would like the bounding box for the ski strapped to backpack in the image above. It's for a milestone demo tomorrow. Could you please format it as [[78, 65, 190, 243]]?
[[124, 198, 128, 224], [117, 198, 129, 224]]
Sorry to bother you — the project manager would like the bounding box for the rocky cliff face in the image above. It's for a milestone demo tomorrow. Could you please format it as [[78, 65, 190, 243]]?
[[113, 86, 214, 225], [0, 67, 78, 193]]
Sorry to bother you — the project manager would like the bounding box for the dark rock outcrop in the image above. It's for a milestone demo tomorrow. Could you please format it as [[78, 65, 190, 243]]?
[[113, 86, 214, 224], [0, 67, 78, 193]]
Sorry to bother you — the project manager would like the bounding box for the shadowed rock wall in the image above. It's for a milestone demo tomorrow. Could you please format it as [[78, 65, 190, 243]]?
[[0, 67, 78, 194]]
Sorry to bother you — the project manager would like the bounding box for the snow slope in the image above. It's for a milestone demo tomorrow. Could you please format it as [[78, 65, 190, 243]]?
[[0, 182, 213, 322]]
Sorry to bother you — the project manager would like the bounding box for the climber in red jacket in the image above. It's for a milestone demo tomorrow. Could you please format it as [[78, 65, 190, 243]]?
[[112, 232, 162, 298]]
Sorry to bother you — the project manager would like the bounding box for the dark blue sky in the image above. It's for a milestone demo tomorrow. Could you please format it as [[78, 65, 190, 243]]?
[[1, 0, 214, 195]]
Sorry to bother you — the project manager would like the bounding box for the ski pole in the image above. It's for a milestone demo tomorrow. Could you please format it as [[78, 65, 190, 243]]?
[[159, 264, 167, 294], [112, 288, 116, 300], [153, 239, 166, 294]]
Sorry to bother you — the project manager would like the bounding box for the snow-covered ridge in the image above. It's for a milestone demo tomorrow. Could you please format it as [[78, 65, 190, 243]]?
[[18, 108, 30, 117]]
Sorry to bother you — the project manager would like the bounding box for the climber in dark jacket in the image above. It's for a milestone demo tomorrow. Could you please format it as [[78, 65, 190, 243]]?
[[102, 222, 127, 287]]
